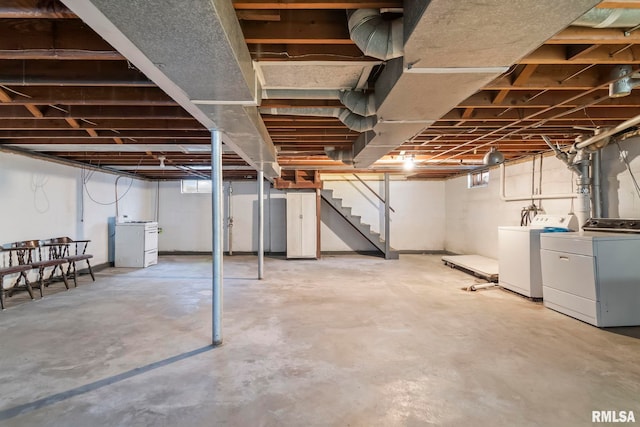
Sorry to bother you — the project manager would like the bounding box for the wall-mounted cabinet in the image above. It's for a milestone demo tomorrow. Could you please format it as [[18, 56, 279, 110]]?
[[286, 192, 317, 259]]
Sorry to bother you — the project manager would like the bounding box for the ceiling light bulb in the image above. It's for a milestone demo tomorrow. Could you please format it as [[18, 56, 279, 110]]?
[[403, 156, 415, 171]]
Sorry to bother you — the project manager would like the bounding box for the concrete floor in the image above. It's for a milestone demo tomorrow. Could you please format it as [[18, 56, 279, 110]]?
[[0, 254, 638, 427]]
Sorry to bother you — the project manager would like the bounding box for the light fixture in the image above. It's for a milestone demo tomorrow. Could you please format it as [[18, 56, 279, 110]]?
[[483, 147, 505, 166], [403, 154, 415, 171], [158, 155, 166, 168], [609, 65, 640, 98]]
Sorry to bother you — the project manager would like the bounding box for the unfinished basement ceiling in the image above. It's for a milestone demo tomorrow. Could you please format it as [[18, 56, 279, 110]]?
[[2, 1, 640, 180]]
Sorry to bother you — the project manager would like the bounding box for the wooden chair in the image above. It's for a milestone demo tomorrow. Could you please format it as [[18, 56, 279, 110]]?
[[0, 248, 33, 310], [44, 237, 95, 287], [9, 240, 70, 296]]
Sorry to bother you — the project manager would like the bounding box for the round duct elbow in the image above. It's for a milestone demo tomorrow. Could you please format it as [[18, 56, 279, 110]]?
[[348, 9, 403, 60], [338, 110, 378, 132], [325, 147, 354, 164], [572, 8, 640, 28], [339, 90, 377, 117]]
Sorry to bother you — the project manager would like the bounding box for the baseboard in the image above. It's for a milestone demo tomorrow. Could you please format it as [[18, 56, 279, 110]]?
[[157, 250, 451, 257], [397, 250, 451, 255], [321, 250, 383, 257], [78, 261, 110, 275], [158, 251, 287, 256]]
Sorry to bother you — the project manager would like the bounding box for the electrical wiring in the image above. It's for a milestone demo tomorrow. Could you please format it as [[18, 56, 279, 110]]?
[[81, 161, 139, 206]]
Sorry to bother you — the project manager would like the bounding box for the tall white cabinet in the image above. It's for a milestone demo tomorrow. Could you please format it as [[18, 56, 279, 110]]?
[[286, 192, 317, 259], [115, 221, 159, 267]]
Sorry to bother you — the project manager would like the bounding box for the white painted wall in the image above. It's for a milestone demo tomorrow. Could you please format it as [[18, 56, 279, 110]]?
[[444, 137, 640, 258], [158, 177, 446, 253], [0, 151, 154, 266], [157, 181, 287, 253], [322, 178, 445, 251]]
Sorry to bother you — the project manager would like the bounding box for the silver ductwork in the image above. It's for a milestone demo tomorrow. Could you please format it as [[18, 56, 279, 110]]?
[[572, 8, 640, 28], [347, 9, 403, 61], [339, 90, 376, 117], [260, 107, 377, 133], [351, 0, 601, 167], [324, 147, 354, 164]]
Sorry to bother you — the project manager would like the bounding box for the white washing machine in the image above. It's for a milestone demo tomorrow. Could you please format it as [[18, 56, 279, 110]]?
[[498, 214, 578, 298]]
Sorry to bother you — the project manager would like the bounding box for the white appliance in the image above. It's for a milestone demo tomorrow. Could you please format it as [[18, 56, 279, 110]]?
[[115, 221, 159, 267], [286, 192, 317, 259], [540, 218, 640, 327], [498, 214, 578, 298]]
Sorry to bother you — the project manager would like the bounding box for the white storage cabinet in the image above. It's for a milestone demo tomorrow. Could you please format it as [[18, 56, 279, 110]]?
[[286, 192, 317, 259]]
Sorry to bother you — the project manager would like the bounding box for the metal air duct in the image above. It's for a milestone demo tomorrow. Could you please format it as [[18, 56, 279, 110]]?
[[347, 9, 403, 61], [572, 8, 640, 28], [324, 147, 354, 165], [350, 1, 600, 167], [260, 107, 377, 133], [339, 90, 376, 117]]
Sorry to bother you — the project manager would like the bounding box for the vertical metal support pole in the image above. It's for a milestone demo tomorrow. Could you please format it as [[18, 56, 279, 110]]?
[[211, 130, 223, 346], [258, 170, 264, 280], [592, 150, 603, 218], [384, 173, 391, 259]]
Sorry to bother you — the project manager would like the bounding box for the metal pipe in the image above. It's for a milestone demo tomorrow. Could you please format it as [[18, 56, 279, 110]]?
[[353, 174, 395, 212], [384, 173, 391, 259], [258, 170, 264, 280], [575, 159, 592, 228], [574, 113, 640, 151], [228, 182, 233, 256], [211, 130, 223, 346], [499, 163, 578, 202], [592, 150, 603, 218]]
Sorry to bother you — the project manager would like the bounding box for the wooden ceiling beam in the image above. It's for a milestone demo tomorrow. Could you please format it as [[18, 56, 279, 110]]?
[[0, 105, 194, 119], [444, 107, 640, 121], [549, 27, 640, 44], [0, 118, 203, 130], [0, 130, 210, 139], [597, 1, 640, 8], [240, 10, 352, 44], [0, 60, 151, 86], [524, 44, 640, 64], [0, 86, 176, 105], [0, 19, 114, 54], [485, 64, 609, 90], [6, 138, 211, 145], [0, 49, 124, 61], [0, 0, 76, 18]]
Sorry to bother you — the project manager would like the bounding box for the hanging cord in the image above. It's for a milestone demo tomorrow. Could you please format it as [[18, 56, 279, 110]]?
[[31, 174, 50, 213], [520, 155, 543, 226], [82, 161, 140, 206]]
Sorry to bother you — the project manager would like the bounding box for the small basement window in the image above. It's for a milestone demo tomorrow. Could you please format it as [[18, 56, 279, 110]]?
[[467, 170, 489, 188], [181, 180, 212, 194]]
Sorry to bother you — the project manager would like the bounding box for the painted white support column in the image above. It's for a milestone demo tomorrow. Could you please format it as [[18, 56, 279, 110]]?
[[258, 170, 264, 279], [211, 130, 223, 346]]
